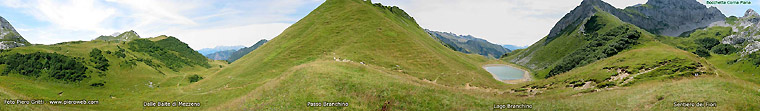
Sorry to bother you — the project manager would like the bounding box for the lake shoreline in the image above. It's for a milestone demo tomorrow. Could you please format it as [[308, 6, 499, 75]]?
[[483, 64, 531, 84]]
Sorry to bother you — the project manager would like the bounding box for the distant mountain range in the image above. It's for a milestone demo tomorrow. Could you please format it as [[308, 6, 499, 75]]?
[[202, 39, 268, 62], [204, 50, 236, 60], [0, 16, 31, 49], [226, 39, 267, 62], [95, 30, 141, 42], [501, 44, 527, 50], [426, 29, 510, 58], [197, 45, 245, 55]]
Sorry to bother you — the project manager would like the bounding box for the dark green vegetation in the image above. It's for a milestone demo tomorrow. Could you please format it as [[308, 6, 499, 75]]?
[[188, 74, 203, 83], [226, 39, 267, 63], [0, 52, 88, 82], [655, 26, 736, 58], [114, 46, 127, 58], [507, 11, 643, 78], [726, 16, 739, 25], [90, 48, 109, 71], [547, 18, 641, 78], [127, 36, 210, 71], [633, 58, 705, 81], [504, 5, 757, 109], [749, 52, 760, 65], [426, 29, 511, 58], [711, 44, 739, 54]]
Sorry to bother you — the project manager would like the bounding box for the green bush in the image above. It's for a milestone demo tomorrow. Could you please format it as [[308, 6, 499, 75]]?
[[726, 16, 738, 25], [693, 47, 711, 57], [188, 74, 203, 83], [583, 16, 606, 33], [695, 38, 720, 49], [710, 44, 738, 55], [596, 81, 616, 88], [0, 52, 88, 82], [635, 58, 701, 81], [90, 48, 109, 71], [128, 38, 209, 71], [749, 52, 760, 65], [114, 46, 127, 58]]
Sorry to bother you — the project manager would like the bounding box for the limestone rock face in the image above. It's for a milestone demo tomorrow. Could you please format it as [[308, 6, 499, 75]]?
[[0, 16, 31, 49], [545, 0, 724, 44], [745, 9, 759, 18], [709, 9, 760, 55]]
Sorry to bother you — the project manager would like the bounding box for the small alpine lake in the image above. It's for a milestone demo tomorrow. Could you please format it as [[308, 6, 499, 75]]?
[[483, 64, 527, 81]]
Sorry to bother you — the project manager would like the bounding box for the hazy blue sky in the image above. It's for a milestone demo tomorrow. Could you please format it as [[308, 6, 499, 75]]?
[[0, 0, 758, 49]]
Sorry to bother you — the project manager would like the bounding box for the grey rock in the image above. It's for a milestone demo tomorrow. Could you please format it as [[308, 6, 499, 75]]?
[[0, 16, 31, 49], [546, 0, 724, 44], [709, 9, 760, 55], [745, 9, 759, 18]]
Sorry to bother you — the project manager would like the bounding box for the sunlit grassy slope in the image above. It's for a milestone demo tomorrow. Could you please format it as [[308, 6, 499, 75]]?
[[2, 0, 759, 110], [206, 1, 759, 110], [207, 0, 501, 90]]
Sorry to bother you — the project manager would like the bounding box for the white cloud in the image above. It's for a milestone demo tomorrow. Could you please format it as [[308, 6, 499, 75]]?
[[159, 23, 292, 49], [1, 0, 324, 49], [105, 0, 198, 26], [2, 0, 121, 44]]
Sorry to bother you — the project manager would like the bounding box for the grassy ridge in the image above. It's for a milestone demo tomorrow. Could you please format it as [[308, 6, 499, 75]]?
[[0, 35, 221, 110], [206, 0, 500, 91], [1, 0, 759, 110], [506, 10, 638, 79]]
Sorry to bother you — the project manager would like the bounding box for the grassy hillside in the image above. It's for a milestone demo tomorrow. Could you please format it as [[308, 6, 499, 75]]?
[[2, 0, 759, 110], [211, 0, 500, 89], [196, 0, 513, 109], [206, 0, 759, 110], [0, 34, 221, 110], [505, 10, 643, 79]]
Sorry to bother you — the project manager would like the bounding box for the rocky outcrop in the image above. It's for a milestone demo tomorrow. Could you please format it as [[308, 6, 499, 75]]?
[[0, 16, 31, 49], [546, 0, 724, 44], [746, 9, 760, 18], [625, 0, 725, 36], [710, 9, 760, 55], [95, 30, 141, 42]]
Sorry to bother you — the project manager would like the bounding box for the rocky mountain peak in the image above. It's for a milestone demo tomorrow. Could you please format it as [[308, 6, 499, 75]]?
[[545, 0, 724, 44], [745, 9, 759, 18], [0, 16, 31, 49], [580, 0, 606, 5], [646, 0, 705, 8], [0, 16, 15, 32]]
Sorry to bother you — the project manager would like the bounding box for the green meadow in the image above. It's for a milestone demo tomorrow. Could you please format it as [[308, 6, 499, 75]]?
[[1, 0, 759, 110]]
